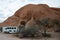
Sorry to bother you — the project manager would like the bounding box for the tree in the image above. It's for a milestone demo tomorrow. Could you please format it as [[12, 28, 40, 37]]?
[[36, 18, 52, 37], [26, 25, 40, 37], [18, 21, 26, 38], [41, 18, 49, 37], [53, 19, 60, 32], [53, 19, 60, 27], [18, 21, 41, 38]]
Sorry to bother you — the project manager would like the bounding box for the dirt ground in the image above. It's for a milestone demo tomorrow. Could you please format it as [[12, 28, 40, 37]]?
[[0, 32, 60, 40]]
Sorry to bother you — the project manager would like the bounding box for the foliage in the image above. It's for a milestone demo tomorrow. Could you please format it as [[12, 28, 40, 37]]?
[[36, 18, 53, 37], [36, 18, 60, 37], [53, 19, 60, 32], [18, 23, 40, 37], [53, 19, 60, 27], [22, 25, 40, 37], [18, 18, 60, 37]]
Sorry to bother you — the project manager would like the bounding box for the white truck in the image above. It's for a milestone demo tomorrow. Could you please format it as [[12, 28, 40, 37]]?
[[2, 26, 19, 33]]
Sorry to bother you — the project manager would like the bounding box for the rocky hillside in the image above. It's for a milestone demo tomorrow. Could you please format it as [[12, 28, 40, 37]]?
[[0, 4, 60, 31]]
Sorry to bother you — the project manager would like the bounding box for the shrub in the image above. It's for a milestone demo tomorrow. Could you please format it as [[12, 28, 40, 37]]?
[[36, 18, 52, 37], [53, 19, 60, 32], [19, 24, 40, 37], [53, 19, 60, 27]]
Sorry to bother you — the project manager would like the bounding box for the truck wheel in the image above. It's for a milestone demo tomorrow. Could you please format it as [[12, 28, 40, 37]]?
[[4, 32, 9, 34]]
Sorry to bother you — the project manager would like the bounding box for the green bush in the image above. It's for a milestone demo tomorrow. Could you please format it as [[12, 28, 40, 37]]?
[[36, 18, 53, 37], [53, 19, 60, 27], [53, 19, 60, 32], [18, 24, 40, 37]]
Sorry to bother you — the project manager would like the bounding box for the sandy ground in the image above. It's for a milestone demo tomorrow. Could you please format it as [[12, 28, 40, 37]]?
[[0, 32, 60, 40]]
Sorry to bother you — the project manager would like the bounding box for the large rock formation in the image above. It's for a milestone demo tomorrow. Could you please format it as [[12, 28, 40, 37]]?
[[0, 4, 60, 31]]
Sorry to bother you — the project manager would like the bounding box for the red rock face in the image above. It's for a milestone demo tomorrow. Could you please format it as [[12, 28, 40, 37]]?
[[0, 15, 19, 27], [0, 4, 60, 31]]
